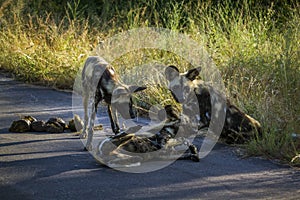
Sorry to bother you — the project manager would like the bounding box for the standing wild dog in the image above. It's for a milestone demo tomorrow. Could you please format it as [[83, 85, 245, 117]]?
[[81, 56, 146, 150], [96, 105, 199, 168], [165, 65, 261, 144]]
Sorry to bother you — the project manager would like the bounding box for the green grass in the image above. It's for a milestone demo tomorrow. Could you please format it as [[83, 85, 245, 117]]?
[[0, 0, 299, 166]]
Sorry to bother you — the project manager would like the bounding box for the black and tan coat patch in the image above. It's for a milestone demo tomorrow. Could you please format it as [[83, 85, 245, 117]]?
[[165, 65, 262, 144], [81, 56, 146, 151], [96, 105, 199, 168]]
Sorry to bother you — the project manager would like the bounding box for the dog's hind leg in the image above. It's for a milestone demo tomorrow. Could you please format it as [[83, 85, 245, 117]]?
[[85, 100, 97, 151], [81, 91, 89, 139], [84, 90, 103, 151]]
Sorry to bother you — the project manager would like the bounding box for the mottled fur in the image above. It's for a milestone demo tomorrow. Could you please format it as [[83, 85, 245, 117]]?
[[81, 56, 146, 150], [96, 105, 199, 168], [165, 65, 262, 144]]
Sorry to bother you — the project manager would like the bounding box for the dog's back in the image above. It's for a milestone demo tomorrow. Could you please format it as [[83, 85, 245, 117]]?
[[82, 56, 118, 98]]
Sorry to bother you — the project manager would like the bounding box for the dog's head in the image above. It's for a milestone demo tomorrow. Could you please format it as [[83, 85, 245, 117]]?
[[165, 65, 201, 103], [111, 85, 147, 119]]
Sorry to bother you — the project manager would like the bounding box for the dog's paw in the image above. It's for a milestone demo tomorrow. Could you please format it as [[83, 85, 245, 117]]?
[[84, 144, 92, 151], [190, 154, 200, 162]]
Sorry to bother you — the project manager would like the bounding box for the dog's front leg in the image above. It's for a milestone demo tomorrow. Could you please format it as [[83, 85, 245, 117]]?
[[108, 105, 120, 134]]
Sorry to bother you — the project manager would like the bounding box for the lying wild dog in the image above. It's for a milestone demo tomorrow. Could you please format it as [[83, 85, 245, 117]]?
[[96, 105, 199, 168], [81, 56, 146, 150], [165, 65, 262, 144]]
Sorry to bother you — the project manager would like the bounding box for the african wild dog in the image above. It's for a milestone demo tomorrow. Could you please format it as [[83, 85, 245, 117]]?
[[96, 105, 199, 168], [81, 56, 146, 150], [165, 65, 262, 144]]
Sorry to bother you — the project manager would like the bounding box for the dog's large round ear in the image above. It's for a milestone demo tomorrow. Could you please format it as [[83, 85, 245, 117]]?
[[186, 67, 201, 81], [165, 65, 180, 81], [128, 85, 147, 93]]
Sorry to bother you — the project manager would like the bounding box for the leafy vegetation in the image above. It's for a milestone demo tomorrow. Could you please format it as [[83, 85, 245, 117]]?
[[0, 0, 299, 166]]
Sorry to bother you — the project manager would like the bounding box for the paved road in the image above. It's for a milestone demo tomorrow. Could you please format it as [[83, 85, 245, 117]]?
[[0, 73, 299, 200]]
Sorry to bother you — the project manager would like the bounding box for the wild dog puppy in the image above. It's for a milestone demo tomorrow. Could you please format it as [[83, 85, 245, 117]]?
[[96, 105, 199, 168], [81, 56, 146, 150], [165, 65, 262, 144]]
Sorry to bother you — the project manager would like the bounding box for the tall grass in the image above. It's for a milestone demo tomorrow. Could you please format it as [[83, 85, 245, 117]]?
[[0, 0, 97, 88], [0, 0, 299, 165]]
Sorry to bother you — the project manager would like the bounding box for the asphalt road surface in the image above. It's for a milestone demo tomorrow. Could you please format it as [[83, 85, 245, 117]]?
[[0, 73, 299, 200]]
